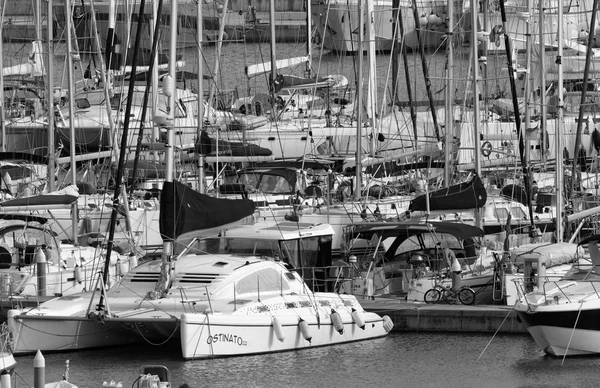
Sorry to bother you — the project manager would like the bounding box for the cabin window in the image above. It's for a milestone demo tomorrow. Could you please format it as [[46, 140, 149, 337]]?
[[75, 98, 91, 109], [257, 175, 292, 194], [493, 208, 510, 220], [510, 207, 527, 219], [235, 268, 289, 294], [238, 173, 260, 188]]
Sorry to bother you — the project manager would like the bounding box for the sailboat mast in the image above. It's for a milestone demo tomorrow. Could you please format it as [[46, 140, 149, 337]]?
[[391, 0, 400, 105], [197, 0, 205, 193], [306, 0, 312, 77], [398, 9, 418, 149], [47, 0, 55, 191], [411, 0, 440, 141], [444, 0, 454, 185], [556, 0, 565, 242], [365, 0, 377, 157], [569, 0, 598, 199], [97, 0, 148, 311], [471, 0, 482, 228], [539, 0, 546, 165], [0, 5, 5, 151], [64, 0, 79, 243], [269, 0, 277, 120], [105, 0, 116, 81], [131, 0, 164, 189], [499, 0, 535, 227], [355, 0, 364, 201]]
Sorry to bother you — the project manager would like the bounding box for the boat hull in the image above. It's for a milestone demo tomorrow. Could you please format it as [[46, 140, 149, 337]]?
[[180, 310, 390, 359], [7, 312, 141, 355], [311, 0, 448, 53], [515, 301, 600, 356]]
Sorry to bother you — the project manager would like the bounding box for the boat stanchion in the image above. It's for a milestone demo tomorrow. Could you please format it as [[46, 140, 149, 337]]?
[[330, 309, 344, 334], [272, 317, 285, 342]]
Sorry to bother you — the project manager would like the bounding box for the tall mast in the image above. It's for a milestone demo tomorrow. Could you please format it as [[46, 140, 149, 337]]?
[[499, 0, 535, 228], [269, 0, 277, 121], [569, 0, 598, 198], [539, 0, 546, 165], [305, 0, 313, 77], [444, 0, 454, 185], [197, 0, 205, 193], [471, 0, 482, 228], [365, 0, 377, 157], [64, 0, 79, 243], [98, 0, 148, 310], [354, 0, 364, 201], [411, 0, 440, 141], [47, 0, 55, 190], [556, 0, 565, 242], [0, 4, 5, 151]]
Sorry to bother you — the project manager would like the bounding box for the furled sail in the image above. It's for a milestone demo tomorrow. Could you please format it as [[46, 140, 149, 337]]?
[[409, 174, 487, 211], [159, 180, 256, 241]]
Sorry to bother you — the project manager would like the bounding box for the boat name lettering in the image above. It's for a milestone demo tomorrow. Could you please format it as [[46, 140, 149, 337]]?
[[207, 333, 245, 346]]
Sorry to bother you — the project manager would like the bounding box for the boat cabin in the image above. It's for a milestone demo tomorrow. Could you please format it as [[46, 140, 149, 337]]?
[[199, 221, 335, 292]]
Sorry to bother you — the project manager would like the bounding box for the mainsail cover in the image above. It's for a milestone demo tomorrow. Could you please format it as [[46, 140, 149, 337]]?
[[409, 174, 487, 211], [159, 180, 256, 241]]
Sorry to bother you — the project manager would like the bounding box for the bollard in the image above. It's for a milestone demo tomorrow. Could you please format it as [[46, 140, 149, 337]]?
[[1, 369, 11, 388], [33, 350, 45, 388], [36, 248, 47, 297]]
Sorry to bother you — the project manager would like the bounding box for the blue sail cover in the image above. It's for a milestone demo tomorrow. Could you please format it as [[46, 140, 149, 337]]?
[[159, 180, 256, 241]]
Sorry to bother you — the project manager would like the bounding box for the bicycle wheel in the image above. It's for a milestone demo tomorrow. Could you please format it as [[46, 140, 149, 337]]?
[[458, 287, 476, 305], [424, 288, 441, 304]]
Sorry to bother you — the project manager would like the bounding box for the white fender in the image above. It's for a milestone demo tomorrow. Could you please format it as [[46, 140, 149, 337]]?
[[74, 264, 82, 284], [129, 255, 138, 269], [272, 317, 285, 342], [383, 315, 394, 333], [351, 308, 365, 330], [331, 309, 344, 334], [118, 259, 128, 277], [299, 318, 312, 343], [115, 259, 122, 277]]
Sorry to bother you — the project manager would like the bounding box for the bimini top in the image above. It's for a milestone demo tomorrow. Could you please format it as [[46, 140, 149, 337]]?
[[224, 221, 335, 242], [346, 221, 484, 241]]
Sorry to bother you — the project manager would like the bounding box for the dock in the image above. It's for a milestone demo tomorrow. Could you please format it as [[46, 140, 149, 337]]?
[[362, 298, 527, 333], [0, 296, 527, 334]]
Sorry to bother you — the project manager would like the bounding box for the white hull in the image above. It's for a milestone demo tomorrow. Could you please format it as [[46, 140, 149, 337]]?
[[7, 312, 140, 355], [526, 325, 600, 357], [311, 0, 447, 53], [181, 305, 390, 359]]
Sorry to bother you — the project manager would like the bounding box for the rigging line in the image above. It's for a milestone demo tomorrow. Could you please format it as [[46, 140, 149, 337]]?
[[562, 299, 585, 366], [134, 320, 180, 346]]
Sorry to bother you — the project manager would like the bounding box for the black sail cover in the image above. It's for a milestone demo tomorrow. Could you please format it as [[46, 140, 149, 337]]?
[[159, 180, 256, 241], [409, 174, 487, 211]]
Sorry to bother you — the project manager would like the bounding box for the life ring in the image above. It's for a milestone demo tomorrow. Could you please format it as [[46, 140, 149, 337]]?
[[481, 141, 493, 157]]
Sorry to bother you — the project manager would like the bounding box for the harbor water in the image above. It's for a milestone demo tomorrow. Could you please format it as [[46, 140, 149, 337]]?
[[10, 332, 600, 388]]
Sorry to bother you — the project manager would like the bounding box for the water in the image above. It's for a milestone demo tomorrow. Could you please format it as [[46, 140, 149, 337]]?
[[10, 332, 600, 388]]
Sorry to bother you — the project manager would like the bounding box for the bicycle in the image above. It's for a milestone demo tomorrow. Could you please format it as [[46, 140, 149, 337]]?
[[424, 282, 476, 305]]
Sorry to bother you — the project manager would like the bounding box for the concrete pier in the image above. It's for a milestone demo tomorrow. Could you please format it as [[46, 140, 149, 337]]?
[[362, 299, 527, 334]]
